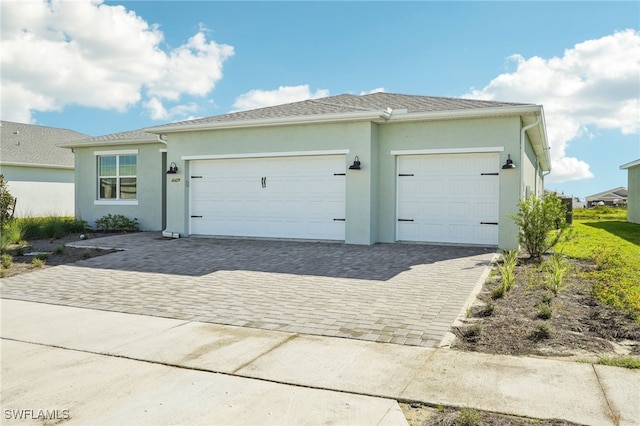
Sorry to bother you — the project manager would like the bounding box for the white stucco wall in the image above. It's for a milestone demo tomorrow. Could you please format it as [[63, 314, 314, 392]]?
[[0, 164, 74, 217]]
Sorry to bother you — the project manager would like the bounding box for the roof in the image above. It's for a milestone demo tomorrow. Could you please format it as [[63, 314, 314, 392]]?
[[585, 187, 628, 201], [142, 92, 550, 171], [0, 121, 88, 168], [145, 92, 534, 131], [620, 159, 640, 169], [59, 129, 163, 149]]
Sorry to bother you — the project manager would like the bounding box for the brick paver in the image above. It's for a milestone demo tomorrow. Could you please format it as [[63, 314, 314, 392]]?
[[0, 233, 496, 347]]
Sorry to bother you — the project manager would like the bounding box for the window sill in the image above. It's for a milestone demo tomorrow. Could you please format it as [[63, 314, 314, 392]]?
[[94, 200, 139, 206]]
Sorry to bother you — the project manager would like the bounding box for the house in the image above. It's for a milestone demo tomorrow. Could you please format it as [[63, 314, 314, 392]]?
[[0, 121, 89, 217], [61, 93, 551, 250], [585, 187, 628, 207], [620, 159, 640, 223]]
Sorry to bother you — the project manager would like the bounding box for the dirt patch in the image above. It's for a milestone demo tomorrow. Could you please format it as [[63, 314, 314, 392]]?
[[1, 232, 120, 278], [451, 256, 640, 360], [401, 403, 580, 426]]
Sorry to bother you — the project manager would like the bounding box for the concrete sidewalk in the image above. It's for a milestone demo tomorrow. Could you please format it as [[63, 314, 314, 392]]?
[[2, 299, 639, 425]]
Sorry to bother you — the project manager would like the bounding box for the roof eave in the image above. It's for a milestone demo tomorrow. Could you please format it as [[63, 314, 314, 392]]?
[[59, 137, 164, 149], [143, 111, 386, 134], [620, 159, 640, 169], [0, 161, 74, 170]]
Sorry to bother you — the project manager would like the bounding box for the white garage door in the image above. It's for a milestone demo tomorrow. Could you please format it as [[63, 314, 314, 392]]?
[[190, 155, 346, 240], [397, 153, 499, 245]]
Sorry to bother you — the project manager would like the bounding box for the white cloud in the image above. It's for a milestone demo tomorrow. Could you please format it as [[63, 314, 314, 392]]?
[[464, 29, 640, 183], [0, 0, 233, 123], [232, 85, 330, 111], [360, 88, 386, 95]]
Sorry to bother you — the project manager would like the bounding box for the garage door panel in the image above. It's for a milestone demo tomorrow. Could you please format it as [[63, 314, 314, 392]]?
[[397, 153, 499, 245], [190, 155, 345, 240]]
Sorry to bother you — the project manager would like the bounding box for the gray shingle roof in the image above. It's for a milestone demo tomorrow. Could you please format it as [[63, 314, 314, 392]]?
[[61, 130, 161, 148], [146, 92, 532, 130], [1, 121, 88, 168]]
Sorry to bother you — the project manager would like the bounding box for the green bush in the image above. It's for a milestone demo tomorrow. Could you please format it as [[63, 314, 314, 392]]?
[[15, 217, 86, 240], [511, 194, 567, 261], [543, 253, 570, 296], [94, 214, 139, 232], [1, 253, 13, 269], [0, 174, 16, 228]]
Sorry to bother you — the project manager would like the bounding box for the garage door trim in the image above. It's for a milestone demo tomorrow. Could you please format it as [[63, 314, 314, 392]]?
[[390, 147, 504, 156], [183, 149, 350, 161]]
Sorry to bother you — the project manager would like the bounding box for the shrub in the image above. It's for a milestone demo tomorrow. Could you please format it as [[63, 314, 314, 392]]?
[[31, 258, 46, 267], [54, 244, 66, 254], [532, 321, 552, 340], [537, 302, 553, 320], [16, 217, 87, 240], [1, 253, 13, 269], [543, 253, 570, 296], [511, 194, 567, 261], [94, 214, 139, 232], [0, 174, 16, 228], [456, 407, 481, 426]]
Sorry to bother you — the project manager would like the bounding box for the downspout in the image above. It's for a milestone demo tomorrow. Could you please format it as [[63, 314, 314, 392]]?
[[520, 117, 541, 199]]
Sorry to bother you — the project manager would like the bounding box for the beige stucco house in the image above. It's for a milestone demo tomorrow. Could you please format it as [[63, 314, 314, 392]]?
[[61, 93, 551, 250]]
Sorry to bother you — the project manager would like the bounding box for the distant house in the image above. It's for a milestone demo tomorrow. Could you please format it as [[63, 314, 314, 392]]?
[[0, 121, 89, 217], [585, 187, 628, 207], [620, 160, 640, 224], [62, 92, 551, 250]]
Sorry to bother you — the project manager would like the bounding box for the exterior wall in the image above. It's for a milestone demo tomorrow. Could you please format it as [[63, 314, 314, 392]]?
[[159, 115, 534, 250], [627, 165, 640, 224], [164, 121, 374, 243], [0, 164, 74, 217], [73, 143, 164, 231], [375, 116, 522, 250]]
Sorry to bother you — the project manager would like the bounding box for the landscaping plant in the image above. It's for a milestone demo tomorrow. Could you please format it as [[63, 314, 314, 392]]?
[[94, 214, 139, 232], [0, 174, 16, 228], [543, 252, 569, 296], [511, 194, 567, 261]]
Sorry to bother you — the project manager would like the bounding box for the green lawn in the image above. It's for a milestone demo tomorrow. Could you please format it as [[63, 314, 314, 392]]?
[[556, 213, 640, 322]]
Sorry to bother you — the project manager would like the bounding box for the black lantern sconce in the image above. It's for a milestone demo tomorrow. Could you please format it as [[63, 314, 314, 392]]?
[[502, 154, 516, 169], [166, 162, 178, 174], [349, 156, 362, 170]]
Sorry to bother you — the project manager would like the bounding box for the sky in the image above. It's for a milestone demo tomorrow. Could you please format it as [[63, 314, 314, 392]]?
[[1, 0, 639, 200]]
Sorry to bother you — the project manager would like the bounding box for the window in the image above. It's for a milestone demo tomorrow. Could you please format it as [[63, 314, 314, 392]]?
[[97, 154, 137, 200]]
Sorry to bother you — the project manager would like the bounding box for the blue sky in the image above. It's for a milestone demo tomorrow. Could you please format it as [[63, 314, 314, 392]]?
[[1, 1, 638, 199]]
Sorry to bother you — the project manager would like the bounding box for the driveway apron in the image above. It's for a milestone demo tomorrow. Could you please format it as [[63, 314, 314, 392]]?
[[0, 233, 497, 347]]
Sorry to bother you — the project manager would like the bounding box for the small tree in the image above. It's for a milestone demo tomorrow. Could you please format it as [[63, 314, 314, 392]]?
[[511, 194, 567, 261], [0, 174, 16, 228]]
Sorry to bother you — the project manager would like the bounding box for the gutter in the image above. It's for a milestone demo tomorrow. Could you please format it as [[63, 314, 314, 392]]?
[[520, 117, 541, 198]]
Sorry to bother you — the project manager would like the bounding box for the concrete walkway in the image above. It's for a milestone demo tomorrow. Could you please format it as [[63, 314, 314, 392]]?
[[2, 299, 638, 425]]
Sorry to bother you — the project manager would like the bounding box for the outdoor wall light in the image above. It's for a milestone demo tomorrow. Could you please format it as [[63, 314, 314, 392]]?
[[349, 156, 362, 170], [502, 154, 516, 169], [166, 162, 178, 174]]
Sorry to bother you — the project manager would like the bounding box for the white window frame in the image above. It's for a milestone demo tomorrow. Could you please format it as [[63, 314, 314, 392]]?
[[94, 150, 139, 206]]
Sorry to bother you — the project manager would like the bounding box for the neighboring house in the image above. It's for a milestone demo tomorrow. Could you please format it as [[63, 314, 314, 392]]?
[[620, 159, 640, 223], [585, 187, 628, 207], [62, 93, 551, 250], [0, 121, 88, 217]]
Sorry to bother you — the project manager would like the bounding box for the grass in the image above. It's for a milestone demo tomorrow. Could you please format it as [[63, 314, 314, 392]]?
[[572, 206, 627, 221], [555, 217, 640, 322], [596, 356, 640, 369], [16, 216, 87, 239]]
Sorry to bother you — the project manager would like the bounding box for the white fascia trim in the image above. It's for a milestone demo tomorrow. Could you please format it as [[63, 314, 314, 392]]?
[[144, 111, 383, 134], [61, 139, 161, 149], [390, 147, 504, 156], [94, 200, 139, 206], [159, 148, 167, 153], [182, 149, 350, 161], [620, 159, 640, 169], [381, 105, 543, 123], [0, 162, 73, 170], [93, 149, 139, 156]]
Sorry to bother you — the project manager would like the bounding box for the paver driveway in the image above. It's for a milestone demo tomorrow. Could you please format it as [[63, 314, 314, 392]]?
[[0, 233, 497, 347]]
